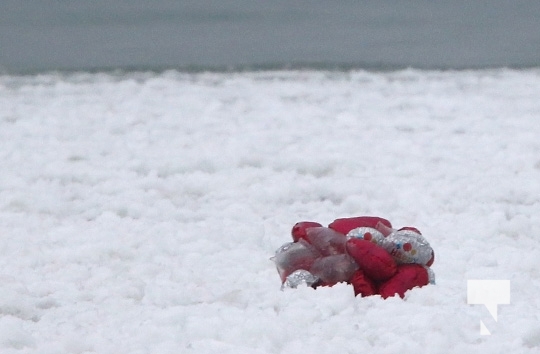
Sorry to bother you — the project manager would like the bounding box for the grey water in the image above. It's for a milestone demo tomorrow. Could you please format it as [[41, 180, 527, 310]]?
[[1, 0, 540, 74]]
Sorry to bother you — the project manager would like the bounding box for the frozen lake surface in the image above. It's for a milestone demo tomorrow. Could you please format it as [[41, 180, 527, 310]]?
[[1, 69, 540, 353]]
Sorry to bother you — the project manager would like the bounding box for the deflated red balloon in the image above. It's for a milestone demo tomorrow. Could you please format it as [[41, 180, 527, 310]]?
[[345, 238, 397, 281], [328, 216, 392, 235]]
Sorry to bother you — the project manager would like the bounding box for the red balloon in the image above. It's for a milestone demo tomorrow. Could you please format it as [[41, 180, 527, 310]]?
[[378, 264, 429, 299], [328, 216, 392, 235], [345, 238, 397, 281], [349, 269, 377, 297], [291, 221, 323, 242]]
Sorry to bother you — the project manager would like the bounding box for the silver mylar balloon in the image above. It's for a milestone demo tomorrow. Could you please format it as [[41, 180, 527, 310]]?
[[347, 227, 386, 243], [282, 270, 319, 289], [384, 230, 433, 265], [425, 266, 436, 285]]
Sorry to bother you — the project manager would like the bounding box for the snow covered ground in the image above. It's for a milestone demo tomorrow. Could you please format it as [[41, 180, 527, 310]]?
[[1, 69, 540, 353]]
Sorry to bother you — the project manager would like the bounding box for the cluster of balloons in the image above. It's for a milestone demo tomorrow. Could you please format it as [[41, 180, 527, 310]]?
[[273, 216, 435, 298]]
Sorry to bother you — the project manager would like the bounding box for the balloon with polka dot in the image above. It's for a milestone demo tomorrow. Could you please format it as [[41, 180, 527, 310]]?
[[273, 216, 435, 298]]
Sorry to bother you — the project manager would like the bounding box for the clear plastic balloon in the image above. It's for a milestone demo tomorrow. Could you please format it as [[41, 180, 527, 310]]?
[[309, 254, 358, 285], [305, 227, 347, 256], [272, 240, 321, 282]]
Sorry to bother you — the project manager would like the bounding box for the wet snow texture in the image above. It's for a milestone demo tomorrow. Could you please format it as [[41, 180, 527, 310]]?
[[1, 69, 540, 353]]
